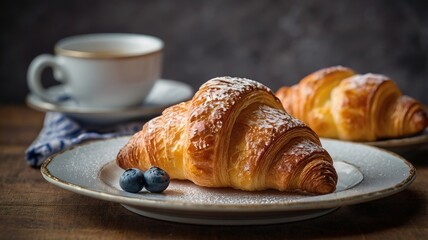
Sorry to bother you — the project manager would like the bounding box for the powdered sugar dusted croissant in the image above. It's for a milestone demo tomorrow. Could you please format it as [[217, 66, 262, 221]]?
[[276, 66, 428, 141], [117, 77, 337, 194]]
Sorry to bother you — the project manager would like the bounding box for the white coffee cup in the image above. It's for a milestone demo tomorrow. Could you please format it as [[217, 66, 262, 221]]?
[[27, 33, 163, 109]]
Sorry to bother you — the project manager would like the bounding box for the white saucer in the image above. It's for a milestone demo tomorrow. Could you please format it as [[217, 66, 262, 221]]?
[[26, 79, 194, 124]]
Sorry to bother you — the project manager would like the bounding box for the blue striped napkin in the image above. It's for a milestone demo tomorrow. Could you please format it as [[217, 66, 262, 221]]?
[[25, 112, 143, 167]]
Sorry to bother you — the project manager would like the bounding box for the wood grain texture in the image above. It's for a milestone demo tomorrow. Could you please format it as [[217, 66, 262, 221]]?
[[1, 104, 428, 239]]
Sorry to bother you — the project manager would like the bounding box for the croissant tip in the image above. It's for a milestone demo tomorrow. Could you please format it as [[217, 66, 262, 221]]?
[[303, 175, 337, 195], [295, 181, 336, 195], [116, 148, 126, 169], [300, 161, 338, 195], [116, 142, 134, 170], [314, 183, 337, 195], [414, 109, 428, 129]]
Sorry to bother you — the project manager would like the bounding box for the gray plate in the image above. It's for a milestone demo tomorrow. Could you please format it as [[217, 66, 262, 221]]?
[[41, 137, 415, 225]]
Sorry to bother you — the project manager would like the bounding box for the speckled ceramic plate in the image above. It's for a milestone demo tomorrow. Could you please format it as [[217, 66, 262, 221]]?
[[41, 137, 415, 225], [27, 79, 193, 124], [363, 128, 428, 155]]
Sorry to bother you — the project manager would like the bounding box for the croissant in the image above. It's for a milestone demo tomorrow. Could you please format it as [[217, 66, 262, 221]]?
[[276, 66, 428, 141], [117, 77, 337, 194]]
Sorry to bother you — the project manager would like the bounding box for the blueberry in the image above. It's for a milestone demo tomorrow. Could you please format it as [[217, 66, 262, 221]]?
[[119, 168, 145, 193], [143, 166, 170, 193]]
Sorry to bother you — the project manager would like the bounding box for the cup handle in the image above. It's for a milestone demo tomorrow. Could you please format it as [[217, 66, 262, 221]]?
[[27, 54, 67, 103]]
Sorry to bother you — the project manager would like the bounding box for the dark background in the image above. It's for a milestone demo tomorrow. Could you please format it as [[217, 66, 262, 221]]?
[[1, 0, 427, 104]]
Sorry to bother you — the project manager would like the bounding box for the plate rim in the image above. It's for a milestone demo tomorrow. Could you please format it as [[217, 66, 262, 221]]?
[[40, 136, 416, 213], [365, 128, 428, 148], [320, 128, 428, 148]]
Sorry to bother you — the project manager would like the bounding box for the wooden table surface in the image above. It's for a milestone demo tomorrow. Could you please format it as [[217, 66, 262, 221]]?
[[1, 104, 428, 239]]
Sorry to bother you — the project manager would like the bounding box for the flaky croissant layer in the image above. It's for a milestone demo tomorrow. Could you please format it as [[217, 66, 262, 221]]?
[[117, 77, 337, 194], [276, 66, 428, 141]]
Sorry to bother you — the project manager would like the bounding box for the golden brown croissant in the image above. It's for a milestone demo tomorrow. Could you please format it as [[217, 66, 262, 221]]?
[[117, 77, 337, 194], [276, 66, 428, 141]]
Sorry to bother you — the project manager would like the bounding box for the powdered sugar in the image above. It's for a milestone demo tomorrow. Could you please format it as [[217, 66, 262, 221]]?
[[287, 140, 324, 158], [247, 104, 304, 133], [188, 77, 278, 151], [347, 74, 389, 88]]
